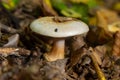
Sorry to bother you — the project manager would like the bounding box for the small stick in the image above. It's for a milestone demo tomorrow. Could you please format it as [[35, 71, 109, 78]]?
[[89, 47, 106, 80], [0, 47, 30, 57], [0, 23, 19, 33]]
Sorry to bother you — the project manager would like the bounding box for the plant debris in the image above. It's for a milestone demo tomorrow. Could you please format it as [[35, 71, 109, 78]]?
[[0, 0, 120, 80]]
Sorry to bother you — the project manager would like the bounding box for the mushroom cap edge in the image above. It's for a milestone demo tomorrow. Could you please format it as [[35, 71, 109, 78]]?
[[30, 17, 89, 38]]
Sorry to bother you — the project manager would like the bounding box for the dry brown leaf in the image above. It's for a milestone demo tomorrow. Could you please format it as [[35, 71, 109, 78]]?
[[94, 45, 107, 59], [68, 47, 87, 69], [96, 8, 120, 33], [96, 10, 107, 30], [86, 8, 118, 45], [112, 31, 120, 57], [88, 8, 116, 44], [70, 35, 85, 51], [97, 8, 120, 24], [67, 35, 86, 68]]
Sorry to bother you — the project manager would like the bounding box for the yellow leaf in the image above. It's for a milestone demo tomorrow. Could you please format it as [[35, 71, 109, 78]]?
[[70, 0, 89, 3]]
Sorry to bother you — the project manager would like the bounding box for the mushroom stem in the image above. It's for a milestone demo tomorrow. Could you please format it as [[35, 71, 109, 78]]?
[[44, 39, 65, 61]]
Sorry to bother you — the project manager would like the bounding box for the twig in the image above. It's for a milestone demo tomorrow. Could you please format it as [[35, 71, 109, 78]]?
[[0, 47, 30, 57], [0, 23, 19, 33], [89, 47, 106, 80]]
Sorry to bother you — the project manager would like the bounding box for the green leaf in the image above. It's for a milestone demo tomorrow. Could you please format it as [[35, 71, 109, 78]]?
[[88, 0, 97, 8], [13, 0, 19, 4], [2, 0, 19, 10], [51, 0, 67, 10], [51, 0, 89, 23]]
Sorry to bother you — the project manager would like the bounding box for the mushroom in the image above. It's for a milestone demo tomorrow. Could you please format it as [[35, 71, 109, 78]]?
[[30, 16, 89, 61]]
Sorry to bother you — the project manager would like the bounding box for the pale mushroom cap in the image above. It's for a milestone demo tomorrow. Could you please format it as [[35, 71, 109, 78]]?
[[30, 17, 89, 38]]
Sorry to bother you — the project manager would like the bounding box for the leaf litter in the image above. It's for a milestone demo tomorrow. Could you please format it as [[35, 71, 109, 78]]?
[[0, 0, 120, 80]]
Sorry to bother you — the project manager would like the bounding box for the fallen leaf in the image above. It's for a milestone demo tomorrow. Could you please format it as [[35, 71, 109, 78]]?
[[68, 47, 87, 68], [112, 31, 120, 57], [67, 35, 86, 68], [97, 8, 120, 24], [94, 45, 107, 59], [70, 35, 85, 51], [4, 34, 19, 47]]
